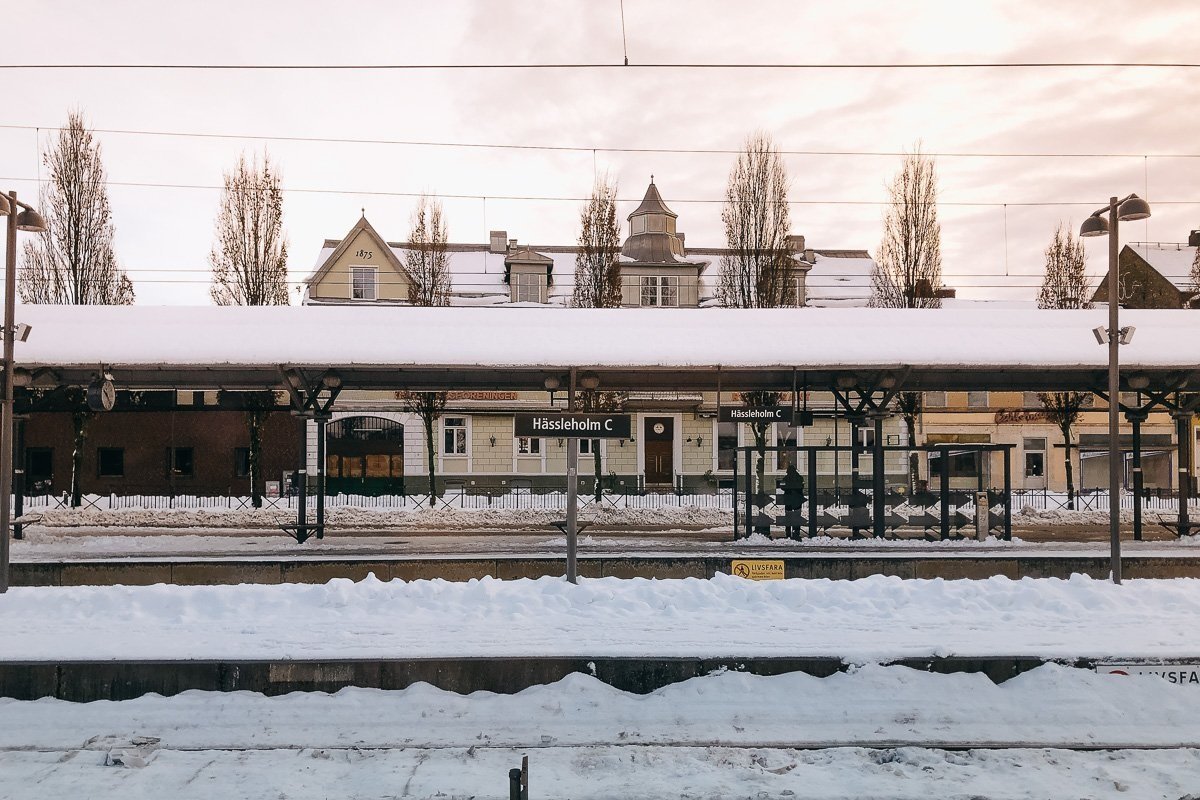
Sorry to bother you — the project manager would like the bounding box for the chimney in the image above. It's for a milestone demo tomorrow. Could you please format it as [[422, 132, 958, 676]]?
[[788, 234, 806, 253], [508, 238, 518, 252], [1189, 230, 1200, 248], [488, 230, 507, 254]]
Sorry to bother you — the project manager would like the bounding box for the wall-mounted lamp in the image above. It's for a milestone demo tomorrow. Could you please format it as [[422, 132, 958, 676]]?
[[557, 438, 565, 447], [1128, 373, 1151, 390], [580, 372, 601, 390], [696, 435, 704, 448], [489, 435, 497, 447], [543, 376, 561, 391]]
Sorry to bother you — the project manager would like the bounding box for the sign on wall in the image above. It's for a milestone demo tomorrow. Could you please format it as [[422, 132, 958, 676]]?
[[719, 406, 794, 424], [513, 413, 632, 439], [730, 560, 786, 580]]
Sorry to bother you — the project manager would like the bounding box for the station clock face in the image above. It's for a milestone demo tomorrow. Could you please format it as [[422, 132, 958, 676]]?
[[653, 423, 665, 435], [87, 379, 116, 412]]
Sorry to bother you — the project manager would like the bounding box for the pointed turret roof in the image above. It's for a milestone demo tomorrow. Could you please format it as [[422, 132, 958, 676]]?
[[627, 177, 678, 220]]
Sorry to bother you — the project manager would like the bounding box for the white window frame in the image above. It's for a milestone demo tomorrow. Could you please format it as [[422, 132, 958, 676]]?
[[442, 416, 469, 456], [350, 266, 377, 301], [512, 419, 547, 473], [516, 436, 541, 455], [640, 275, 680, 307], [515, 271, 544, 304]]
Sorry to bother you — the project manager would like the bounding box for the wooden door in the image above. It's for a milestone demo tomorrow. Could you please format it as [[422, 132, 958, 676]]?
[[643, 417, 674, 486]]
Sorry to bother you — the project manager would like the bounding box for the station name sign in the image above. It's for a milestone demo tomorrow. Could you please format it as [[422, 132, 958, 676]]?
[[718, 406, 794, 423], [514, 413, 632, 438]]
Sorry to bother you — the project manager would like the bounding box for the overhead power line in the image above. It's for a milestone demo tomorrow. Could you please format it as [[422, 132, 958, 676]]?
[[0, 61, 1196, 71], [2, 175, 1197, 207], [2, 123, 1194, 160]]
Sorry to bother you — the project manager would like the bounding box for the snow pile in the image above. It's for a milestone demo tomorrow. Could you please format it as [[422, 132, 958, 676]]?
[[2, 574, 1199, 661], [3, 665, 1200, 798], [26, 503, 732, 530], [3, 664, 1198, 750]]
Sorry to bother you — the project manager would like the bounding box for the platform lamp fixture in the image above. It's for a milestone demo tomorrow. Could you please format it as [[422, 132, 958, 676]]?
[[1, 191, 48, 594], [1078, 193, 1151, 586]]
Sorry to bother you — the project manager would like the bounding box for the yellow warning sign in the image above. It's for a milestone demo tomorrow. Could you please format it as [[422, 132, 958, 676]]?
[[730, 560, 785, 581]]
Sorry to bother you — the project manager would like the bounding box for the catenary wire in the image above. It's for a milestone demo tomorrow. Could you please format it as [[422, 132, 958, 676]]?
[[1, 61, 1198, 70], [2, 175, 1197, 207], [2, 123, 1197, 160]]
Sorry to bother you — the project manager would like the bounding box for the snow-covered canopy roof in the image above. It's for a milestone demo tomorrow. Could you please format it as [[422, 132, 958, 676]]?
[[12, 305, 1200, 394], [805, 253, 874, 307]]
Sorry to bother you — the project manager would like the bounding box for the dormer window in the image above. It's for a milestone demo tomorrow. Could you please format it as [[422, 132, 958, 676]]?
[[351, 267, 377, 300], [640, 276, 679, 307]]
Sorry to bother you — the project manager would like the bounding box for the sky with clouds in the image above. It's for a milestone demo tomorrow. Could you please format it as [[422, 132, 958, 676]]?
[[2, 0, 1199, 304]]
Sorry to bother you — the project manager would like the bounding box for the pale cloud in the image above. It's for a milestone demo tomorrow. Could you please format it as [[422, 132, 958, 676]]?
[[0, 0, 1197, 303]]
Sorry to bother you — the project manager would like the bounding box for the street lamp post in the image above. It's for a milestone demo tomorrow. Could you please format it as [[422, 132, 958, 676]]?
[[0, 191, 47, 594], [1079, 193, 1151, 586]]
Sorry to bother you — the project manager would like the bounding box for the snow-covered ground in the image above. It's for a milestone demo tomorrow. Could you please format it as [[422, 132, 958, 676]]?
[[9, 527, 1200, 563], [3, 574, 1199, 662], [3, 665, 1199, 799]]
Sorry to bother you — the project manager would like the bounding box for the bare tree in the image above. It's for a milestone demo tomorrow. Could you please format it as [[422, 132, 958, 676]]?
[[717, 132, 797, 309], [18, 112, 134, 505], [208, 152, 290, 506], [569, 176, 626, 495], [405, 195, 451, 307], [572, 176, 622, 309], [402, 196, 452, 503], [871, 145, 944, 491], [400, 391, 448, 507], [870, 145, 943, 310], [717, 133, 797, 490], [1037, 223, 1091, 310], [19, 111, 134, 305], [209, 151, 291, 306], [1036, 223, 1094, 509], [1038, 392, 1089, 510]]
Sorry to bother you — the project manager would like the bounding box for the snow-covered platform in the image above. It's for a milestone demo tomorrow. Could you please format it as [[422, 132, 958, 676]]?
[[2, 574, 1199, 701], [9, 531, 1200, 586]]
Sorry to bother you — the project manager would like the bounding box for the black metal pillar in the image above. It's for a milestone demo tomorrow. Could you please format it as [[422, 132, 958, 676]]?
[[1127, 410, 1146, 541], [807, 447, 818, 540], [12, 415, 24, 540], [296, 416, 308, 540], [315, 414, 327, 540], [731, 450, 739, 541], [850, 415, 862, 490], [1174, 411, 1192, 536], [744, 447, 753, 540], [871, 413, 885, 539], [939, 447, 951, 540], [1002, 446, 1012, 541]]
